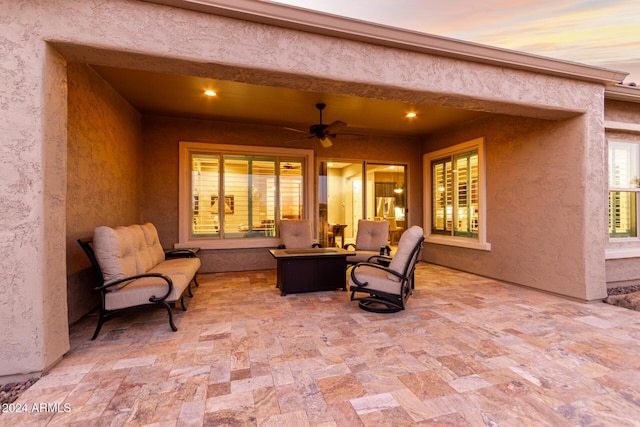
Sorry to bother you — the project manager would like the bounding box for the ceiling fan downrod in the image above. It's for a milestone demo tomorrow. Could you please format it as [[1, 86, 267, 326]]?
[[316, 103, 326, 124]]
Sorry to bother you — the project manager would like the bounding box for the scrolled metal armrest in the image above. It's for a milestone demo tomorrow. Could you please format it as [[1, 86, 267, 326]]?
[[366, 254, 392, 264], [349, 261, 405, 288], [95, 272, 174, 302], [165, 249, 196, 258]]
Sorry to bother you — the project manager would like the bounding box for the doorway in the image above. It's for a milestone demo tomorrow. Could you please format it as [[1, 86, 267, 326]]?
[[319, 160, 406, 248]]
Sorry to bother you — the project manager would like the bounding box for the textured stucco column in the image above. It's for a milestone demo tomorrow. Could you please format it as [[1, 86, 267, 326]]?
[[581, 94, 607, 300], [0, 8, 70, 377]]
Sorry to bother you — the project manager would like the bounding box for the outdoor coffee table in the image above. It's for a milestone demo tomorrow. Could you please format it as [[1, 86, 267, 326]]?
[[268, 247, 355, 296]]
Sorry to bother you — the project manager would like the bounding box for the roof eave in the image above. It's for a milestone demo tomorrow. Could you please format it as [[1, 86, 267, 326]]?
[[143, 0, 628, 85], [605, 85, 640, 102]]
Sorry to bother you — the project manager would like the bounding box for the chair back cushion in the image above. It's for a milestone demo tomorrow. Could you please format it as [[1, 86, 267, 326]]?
[[355, 220, 389, 250], [93, 226, 138, 284], [388, 225, 424, 280], [279, 220, 313, 249]]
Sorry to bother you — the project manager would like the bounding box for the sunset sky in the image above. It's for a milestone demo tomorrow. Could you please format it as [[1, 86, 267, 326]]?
[[269, 0, 640, 84]]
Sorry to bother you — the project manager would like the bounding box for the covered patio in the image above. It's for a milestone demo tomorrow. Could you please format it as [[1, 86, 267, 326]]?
[[7, 0, 640, 382], [4, 263, 640, 425]]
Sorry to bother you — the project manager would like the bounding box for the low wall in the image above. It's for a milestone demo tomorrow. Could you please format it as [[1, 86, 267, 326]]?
[[197, 248, 277, 273]]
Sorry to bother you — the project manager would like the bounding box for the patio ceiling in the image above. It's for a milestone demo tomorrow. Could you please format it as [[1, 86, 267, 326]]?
[[91, 64, 487, 137]]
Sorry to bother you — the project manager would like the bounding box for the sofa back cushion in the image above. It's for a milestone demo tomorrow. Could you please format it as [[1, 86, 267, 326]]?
[[93, 226, 137, 284], [140, 223, 166, 266], [120, 225, 155, 274]]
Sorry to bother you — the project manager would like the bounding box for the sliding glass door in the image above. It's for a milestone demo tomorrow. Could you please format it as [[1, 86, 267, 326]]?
[[319, 160, 406, 247]]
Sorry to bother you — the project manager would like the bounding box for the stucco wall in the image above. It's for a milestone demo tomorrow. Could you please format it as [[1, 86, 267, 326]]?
[[423, 112, 607, 301], [605, 99, 640, 122], [66, 63, 143, 324], [140, 115, 423, 273]]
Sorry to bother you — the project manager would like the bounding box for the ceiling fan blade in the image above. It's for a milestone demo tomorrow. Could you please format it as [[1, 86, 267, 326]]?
[[283, 127, 310, 134], [333, 132, 365, 138], [323, 120, 347, 135], [284, 136, 315, 142], [319, 136, 333, 148]]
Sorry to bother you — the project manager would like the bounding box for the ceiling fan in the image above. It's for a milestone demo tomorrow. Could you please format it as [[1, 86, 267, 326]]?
[[284, 103, 352, 148]]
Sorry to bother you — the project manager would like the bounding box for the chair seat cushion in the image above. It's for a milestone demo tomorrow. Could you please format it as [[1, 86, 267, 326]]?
[[104, 273, 190, 311], [349, 264, 403, 295]]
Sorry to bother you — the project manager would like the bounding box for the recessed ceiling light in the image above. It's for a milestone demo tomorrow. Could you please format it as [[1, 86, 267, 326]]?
[[204, 90, 217, 97], [406, 112, 417, 118]]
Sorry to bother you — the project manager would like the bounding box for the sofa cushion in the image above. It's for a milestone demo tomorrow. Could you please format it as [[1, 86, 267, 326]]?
[[140, 222, 166, 266], [104, 273, 190, 311], [387, 226, 423, 281], [149, 257, 201, 280], [119, 225, 154, 275], [93, 226, 137, 284]]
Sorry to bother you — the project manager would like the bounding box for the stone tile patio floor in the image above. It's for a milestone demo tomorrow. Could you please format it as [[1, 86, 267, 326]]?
[[3, 262, 640, 426]]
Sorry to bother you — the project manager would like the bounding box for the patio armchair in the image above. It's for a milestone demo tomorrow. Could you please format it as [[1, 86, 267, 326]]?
[[278, 219, 321, 249], [344, 219, 390, 264], [349, 225, 424, 313]]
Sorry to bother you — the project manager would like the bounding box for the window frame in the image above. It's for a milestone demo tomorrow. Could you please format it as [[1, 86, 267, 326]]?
[[177, 141, 315, 249], [608, 139, 640, 240], [423, 137, 491, 251]]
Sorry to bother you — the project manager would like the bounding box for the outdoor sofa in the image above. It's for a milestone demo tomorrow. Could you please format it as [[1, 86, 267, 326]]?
[[78, 222, 200, 339]]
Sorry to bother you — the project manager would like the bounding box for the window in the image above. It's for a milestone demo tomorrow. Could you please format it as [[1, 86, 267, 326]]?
[[609, 140, 639, 238], [423, 138, 490, 251], [432, 151, 478, 237], [178, 142, 314, 249]]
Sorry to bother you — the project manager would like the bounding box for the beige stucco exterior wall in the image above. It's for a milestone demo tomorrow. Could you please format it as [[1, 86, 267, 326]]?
[[66, 63, 143, 324], [604, 99, 640, 288], [423, 111, 607, 301], [1, 0, 608, 377], [140, 116, 423, 273], [606, 99, 640, 123]]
